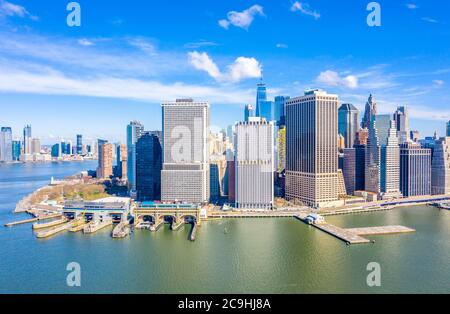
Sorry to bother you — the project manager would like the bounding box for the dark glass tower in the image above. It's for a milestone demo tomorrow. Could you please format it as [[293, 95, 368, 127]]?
[[136, 132, 162, 201]]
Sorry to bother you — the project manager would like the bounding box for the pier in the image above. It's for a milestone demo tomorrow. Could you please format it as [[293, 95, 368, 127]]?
[[83, 219, 113, 234], [347, 226, 416, 236], [32, 217, 68, 230], [35, 223, 71, 238], [4, 213, 62, 227]]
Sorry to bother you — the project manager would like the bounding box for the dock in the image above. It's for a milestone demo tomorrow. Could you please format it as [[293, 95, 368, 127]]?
[[347, 226, 416, 236], [35, 222, 71, 238], [83, 220, 113, 234], [4, 213, 62, 227], [313, 222, 371, 244], [32, 217, 68, 230]]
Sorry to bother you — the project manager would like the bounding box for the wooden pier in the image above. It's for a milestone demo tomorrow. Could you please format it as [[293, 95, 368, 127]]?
[[4, 213, 62, 227], [313, 223, 371, 244], [347, 226, 416, 236]]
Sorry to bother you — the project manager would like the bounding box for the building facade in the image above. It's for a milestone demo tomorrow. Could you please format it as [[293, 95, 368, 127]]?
[[76, 134, 83, 155], [235, 117, 274, 210], [380, 120, 402, 198], [361, 94, 377, 129], [365, 118, 381, 194], [394, 106, 410, 144], [285, 90, 339, 207], [0, 127, 13, 162], [338, 103, 359, 149], [431, 137, 450, 195], [97, 141, 113, 179], [127, 121, 144, 191], [136, 132, 162, 201], [161, 99, 210, 204], [400, 142, 431, 197], [244, 104, 255, 122], [343, 145, 366, 195], [23, 125, 32, 155]]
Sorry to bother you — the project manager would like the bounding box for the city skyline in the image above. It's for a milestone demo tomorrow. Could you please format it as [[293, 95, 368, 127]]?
[[1, 0, 450, 143]]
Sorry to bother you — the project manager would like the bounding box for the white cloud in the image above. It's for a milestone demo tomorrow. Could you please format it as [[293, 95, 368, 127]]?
[[227, 57, 262, 82], [218, 5, 264, 30], [0, 61, 255, 105], [0, 0, 38, 20], [433, 80, 444, 87], [316, 70, 358, 89], [184, 40, 219, 49], [276, 43, 288, 49], [405, 4, 418, 9], [421, 17, 438, 23], [188, 51, 262, 83], [77, 38, 94, 47], [188, 51, 222, 80], [290, 2, 320, 20]]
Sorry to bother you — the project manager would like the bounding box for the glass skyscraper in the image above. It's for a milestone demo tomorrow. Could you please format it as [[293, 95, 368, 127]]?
[[136, 132, 162, 201], [255, 81, 267, 117], [23, 125, 32, 155], [338, 104, 359, 149], [274, 96, 290, 126], [447, 120, 450, 137], [0, 127, 13, 162], [76, 134, 83, 154], [127, 121, 144, 191], [12, 140, 21, 161], [244, 104, 255, 122]]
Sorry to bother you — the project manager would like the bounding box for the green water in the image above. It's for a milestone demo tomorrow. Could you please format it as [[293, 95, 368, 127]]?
[[1, 163, 449, 293]]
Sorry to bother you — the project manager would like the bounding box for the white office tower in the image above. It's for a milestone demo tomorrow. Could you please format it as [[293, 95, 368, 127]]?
[[235, 117, 274, 210], [161, 99, 210, 204], [432, 137, 450, 195], [285, 89, 339, 208], [380, 120, 402, 199]]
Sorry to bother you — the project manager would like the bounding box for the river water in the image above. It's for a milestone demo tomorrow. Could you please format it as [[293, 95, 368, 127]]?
[[0, 162, 449, 293]]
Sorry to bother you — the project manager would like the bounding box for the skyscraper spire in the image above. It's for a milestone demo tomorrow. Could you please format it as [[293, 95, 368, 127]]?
[[362, 94, 377, 129]]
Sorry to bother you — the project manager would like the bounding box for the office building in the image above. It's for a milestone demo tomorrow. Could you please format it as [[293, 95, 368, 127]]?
[[255, 80, 267, 117], [127, 121, 144, 190], [361, 94, 377, 129], [277, 127, 286, 172], [274, 96, 290, 126], [431, 137, 450, 195], [12, 140, 21, 161], [0, 127, 13, 162], [343, 145, 366, 195], [244, 104, 255, 122], [76, 134, 83, 154], [365, 118, 381, 194], [338, 103, 359, 149], [227, 149, 236, 203], [161, 99, 210, 204], [355, 128, 369, 146], [410, 130, 420, 142], [116, 144, 128, 180], [380, 120, 402, 198], [23, 125, 32, 155], [400, 142, 432, 197], [235, 117, 274, 210], [136, 132, 162, 201], [286, 89, 339, 207], [51, 144, 61, 158], [394, 106, 410, 144], [97, 140, 113, 179], [210, 163, 220, 203], [447, 121, 450, 137], [31, 138, 41, 154]]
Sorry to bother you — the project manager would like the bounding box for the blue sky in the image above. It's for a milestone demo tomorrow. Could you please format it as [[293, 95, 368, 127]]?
[[0, 0, 449, 144]]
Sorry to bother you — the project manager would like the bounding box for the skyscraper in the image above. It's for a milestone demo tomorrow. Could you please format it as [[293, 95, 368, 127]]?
[[235, 117, 274, 210], [361, 94, 377, 129], [244, 104, 255, 122], [274, 96, 290, 126], [97, 140, 113, 179], [285, 89, 339, 207], [12, 140, 21, 161], [0, 127, 13, 162], [116, 144, 128, 180], [400, 142, 431, 197], [380, 120, 402, 198], [161, 99, 210, 203], [136, 132, 162, 201], [210, 163, 220, 203], [431, 137, 450, 195], [23, 125, 32, 155], [365, 117, 381, 194], [338, 104, 359, 149], [394, 106, 410, 144], [76, 134, 83, 155], [255, 81, 267, 117], [447, 121, 450, 137], [376, 114, 392, 146], [127, 121, 144, 191], [343, 145, 366, 195], [31, 138, 41, 154]]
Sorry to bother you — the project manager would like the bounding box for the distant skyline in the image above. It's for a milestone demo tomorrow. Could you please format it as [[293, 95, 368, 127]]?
[[1, 0, 450, 144]]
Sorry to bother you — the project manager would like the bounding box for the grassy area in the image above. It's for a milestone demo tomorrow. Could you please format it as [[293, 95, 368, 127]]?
[[29, 183, 111, 204]]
